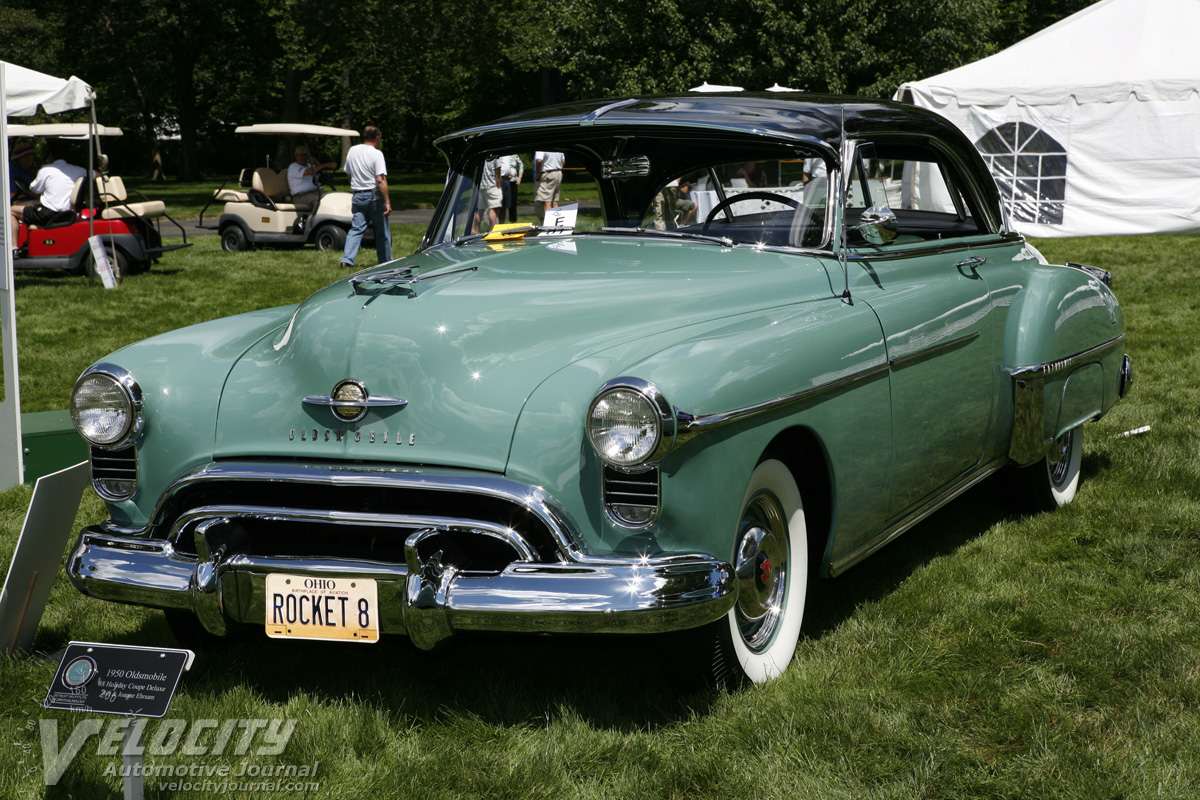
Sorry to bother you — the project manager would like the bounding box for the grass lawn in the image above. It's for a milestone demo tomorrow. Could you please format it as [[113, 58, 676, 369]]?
[[1, 235, 1197, 798]]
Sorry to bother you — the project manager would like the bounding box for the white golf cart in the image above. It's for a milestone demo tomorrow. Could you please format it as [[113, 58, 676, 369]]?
[[200, 123, 372, 252]]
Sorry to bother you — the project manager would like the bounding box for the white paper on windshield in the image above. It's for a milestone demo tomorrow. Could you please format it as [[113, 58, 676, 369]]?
[[540, 203, 578, 236]]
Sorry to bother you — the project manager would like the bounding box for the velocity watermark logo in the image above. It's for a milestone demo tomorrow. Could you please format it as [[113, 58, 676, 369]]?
[[38, 717, 311, 788]]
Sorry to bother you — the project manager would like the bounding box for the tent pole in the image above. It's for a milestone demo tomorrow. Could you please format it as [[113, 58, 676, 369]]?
[[0, 62, 26, 489]]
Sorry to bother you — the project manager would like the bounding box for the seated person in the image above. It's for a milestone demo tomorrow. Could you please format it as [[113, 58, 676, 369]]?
[[287, 145, 337, 206], [9, 144, 86, 232], [676, 176, 697, 225], [9, 142, 37, 203], [735, 161, 767, 188]]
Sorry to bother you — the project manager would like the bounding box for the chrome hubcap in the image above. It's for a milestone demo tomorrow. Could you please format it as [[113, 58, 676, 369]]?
[[733, 490, 789, 652], [1047, 429, 1075, 487]]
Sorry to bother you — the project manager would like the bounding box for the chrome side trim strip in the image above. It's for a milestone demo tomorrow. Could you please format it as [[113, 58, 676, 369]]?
[[828, 460, 1005, 577], [888, 332, 978, 370], [1007, 334, 1126, 380], [675, 361, 889, 445]]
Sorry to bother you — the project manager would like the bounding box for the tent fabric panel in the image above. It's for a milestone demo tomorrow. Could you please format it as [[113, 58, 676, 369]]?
[[934, 95, 1200, 237], [896, 0, 1200, 107], [2, 61, 92, 117]]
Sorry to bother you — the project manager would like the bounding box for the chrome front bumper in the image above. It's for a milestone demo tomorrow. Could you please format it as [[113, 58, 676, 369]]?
[[68, 526, 735, 649]]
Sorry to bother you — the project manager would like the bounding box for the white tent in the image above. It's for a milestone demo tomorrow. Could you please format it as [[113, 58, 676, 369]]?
[[895, 0, 1200, 238], [1, 62, 96, 489]]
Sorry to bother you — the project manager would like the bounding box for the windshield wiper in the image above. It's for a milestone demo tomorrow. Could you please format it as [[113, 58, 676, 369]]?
[[599, 226, 734, 247], [453, 225, 575, 246], [350, 265, 477, 296]]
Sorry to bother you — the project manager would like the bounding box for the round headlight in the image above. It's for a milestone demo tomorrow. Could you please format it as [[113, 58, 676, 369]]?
[[587, 388, 661, 468], [71, 370, 139, 447]]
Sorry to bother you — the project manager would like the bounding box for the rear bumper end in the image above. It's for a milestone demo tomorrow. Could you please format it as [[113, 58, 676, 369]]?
[[68, 526, 735, 649]]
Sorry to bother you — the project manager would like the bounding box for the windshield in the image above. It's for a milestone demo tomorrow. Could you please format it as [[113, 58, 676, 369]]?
[[427, 137, 831, 250]]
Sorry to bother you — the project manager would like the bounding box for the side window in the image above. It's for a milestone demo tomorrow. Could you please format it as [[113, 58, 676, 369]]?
[[852, 140, 984, 242], [644, 157, 829, 248]]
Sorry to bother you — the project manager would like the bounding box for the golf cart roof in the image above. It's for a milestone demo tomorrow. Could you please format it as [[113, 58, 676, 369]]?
[[7, 123, 123, 138], [234, 123, 359, 137]]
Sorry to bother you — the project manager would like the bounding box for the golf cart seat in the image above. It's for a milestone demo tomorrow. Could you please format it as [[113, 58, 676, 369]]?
[[94, 176, 167, 219], [213, 168, 252, 203], [250, 168, 308, 212]]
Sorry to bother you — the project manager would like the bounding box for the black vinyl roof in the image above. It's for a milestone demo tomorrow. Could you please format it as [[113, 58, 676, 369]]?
[[435, 93, 970, 165]]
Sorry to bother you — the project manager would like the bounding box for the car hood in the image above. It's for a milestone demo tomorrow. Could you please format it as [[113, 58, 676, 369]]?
[[213, 237, 831, 470]]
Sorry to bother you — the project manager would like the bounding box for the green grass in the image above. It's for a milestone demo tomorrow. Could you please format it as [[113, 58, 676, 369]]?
[[2, 235, 1198, 798]]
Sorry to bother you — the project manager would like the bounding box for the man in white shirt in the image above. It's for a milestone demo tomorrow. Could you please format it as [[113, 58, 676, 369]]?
[[339, 125, 392, 269], [9, 145, 87, 232], [287, 145, 336, 208], [534, 151, 565, 221]]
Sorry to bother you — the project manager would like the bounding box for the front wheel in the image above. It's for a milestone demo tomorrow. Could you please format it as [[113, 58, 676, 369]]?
[[1001, 425, 1083, 514], [678, 459, 809, 688]]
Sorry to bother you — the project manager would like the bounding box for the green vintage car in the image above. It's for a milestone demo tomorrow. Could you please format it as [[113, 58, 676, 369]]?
[[67, 95, 1131, 686]]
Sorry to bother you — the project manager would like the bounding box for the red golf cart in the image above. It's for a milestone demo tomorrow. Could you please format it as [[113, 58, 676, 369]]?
[[8, 123, 190, 278]]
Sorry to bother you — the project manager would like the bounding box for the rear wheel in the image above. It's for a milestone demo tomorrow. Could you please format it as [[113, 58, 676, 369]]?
[[314, 223, 346, 252], [84, 247, 126, 284], [221, 225, 248, 252], [1001, 425, 1083, 513]]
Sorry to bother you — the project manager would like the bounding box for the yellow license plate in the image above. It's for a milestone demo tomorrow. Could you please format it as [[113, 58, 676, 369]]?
[[264, 574, 379, 643]]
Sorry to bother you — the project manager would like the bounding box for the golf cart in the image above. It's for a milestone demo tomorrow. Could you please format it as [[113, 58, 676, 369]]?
[[199, 123, 371, 252], [8, 122, 191, 277]]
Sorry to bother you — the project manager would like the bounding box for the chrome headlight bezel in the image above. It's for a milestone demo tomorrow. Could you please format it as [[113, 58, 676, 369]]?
[[70, 364, 145, 449], [585, 377, 676, 470]]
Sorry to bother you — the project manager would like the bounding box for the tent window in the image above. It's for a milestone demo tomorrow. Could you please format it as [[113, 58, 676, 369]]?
[[975, 123, 1067, 226]]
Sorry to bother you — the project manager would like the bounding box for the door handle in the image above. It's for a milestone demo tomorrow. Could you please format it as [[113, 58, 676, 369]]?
[[956, 256, 985, 268]]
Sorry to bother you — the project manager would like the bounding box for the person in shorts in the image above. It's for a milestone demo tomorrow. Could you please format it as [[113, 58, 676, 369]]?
[[534, 151, 565, 221], [475, 156, 503, 232]]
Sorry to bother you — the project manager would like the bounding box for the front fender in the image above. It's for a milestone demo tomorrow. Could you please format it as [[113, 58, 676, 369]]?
[[89, 305, 300, 528]]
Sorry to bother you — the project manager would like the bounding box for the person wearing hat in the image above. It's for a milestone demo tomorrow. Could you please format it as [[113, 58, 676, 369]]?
[[9, 142, 86, 233], [9, 142, 37, 203], [287, 144, 337, 208]]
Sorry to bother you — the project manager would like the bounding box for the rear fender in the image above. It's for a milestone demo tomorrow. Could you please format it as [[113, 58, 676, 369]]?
[[1004, 263, 1125, 465]]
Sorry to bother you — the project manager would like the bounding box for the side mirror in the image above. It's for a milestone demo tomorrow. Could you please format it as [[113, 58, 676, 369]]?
[[95, 153, 110, 173], [857, 206, 898, 245]]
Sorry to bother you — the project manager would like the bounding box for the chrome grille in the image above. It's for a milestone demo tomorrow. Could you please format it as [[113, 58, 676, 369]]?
[[90, 445, 137, 500], [602, 465, 660, 527]]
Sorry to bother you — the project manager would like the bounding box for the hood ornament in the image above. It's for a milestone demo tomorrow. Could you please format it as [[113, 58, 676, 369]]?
[[303, 379, 407, 423]]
